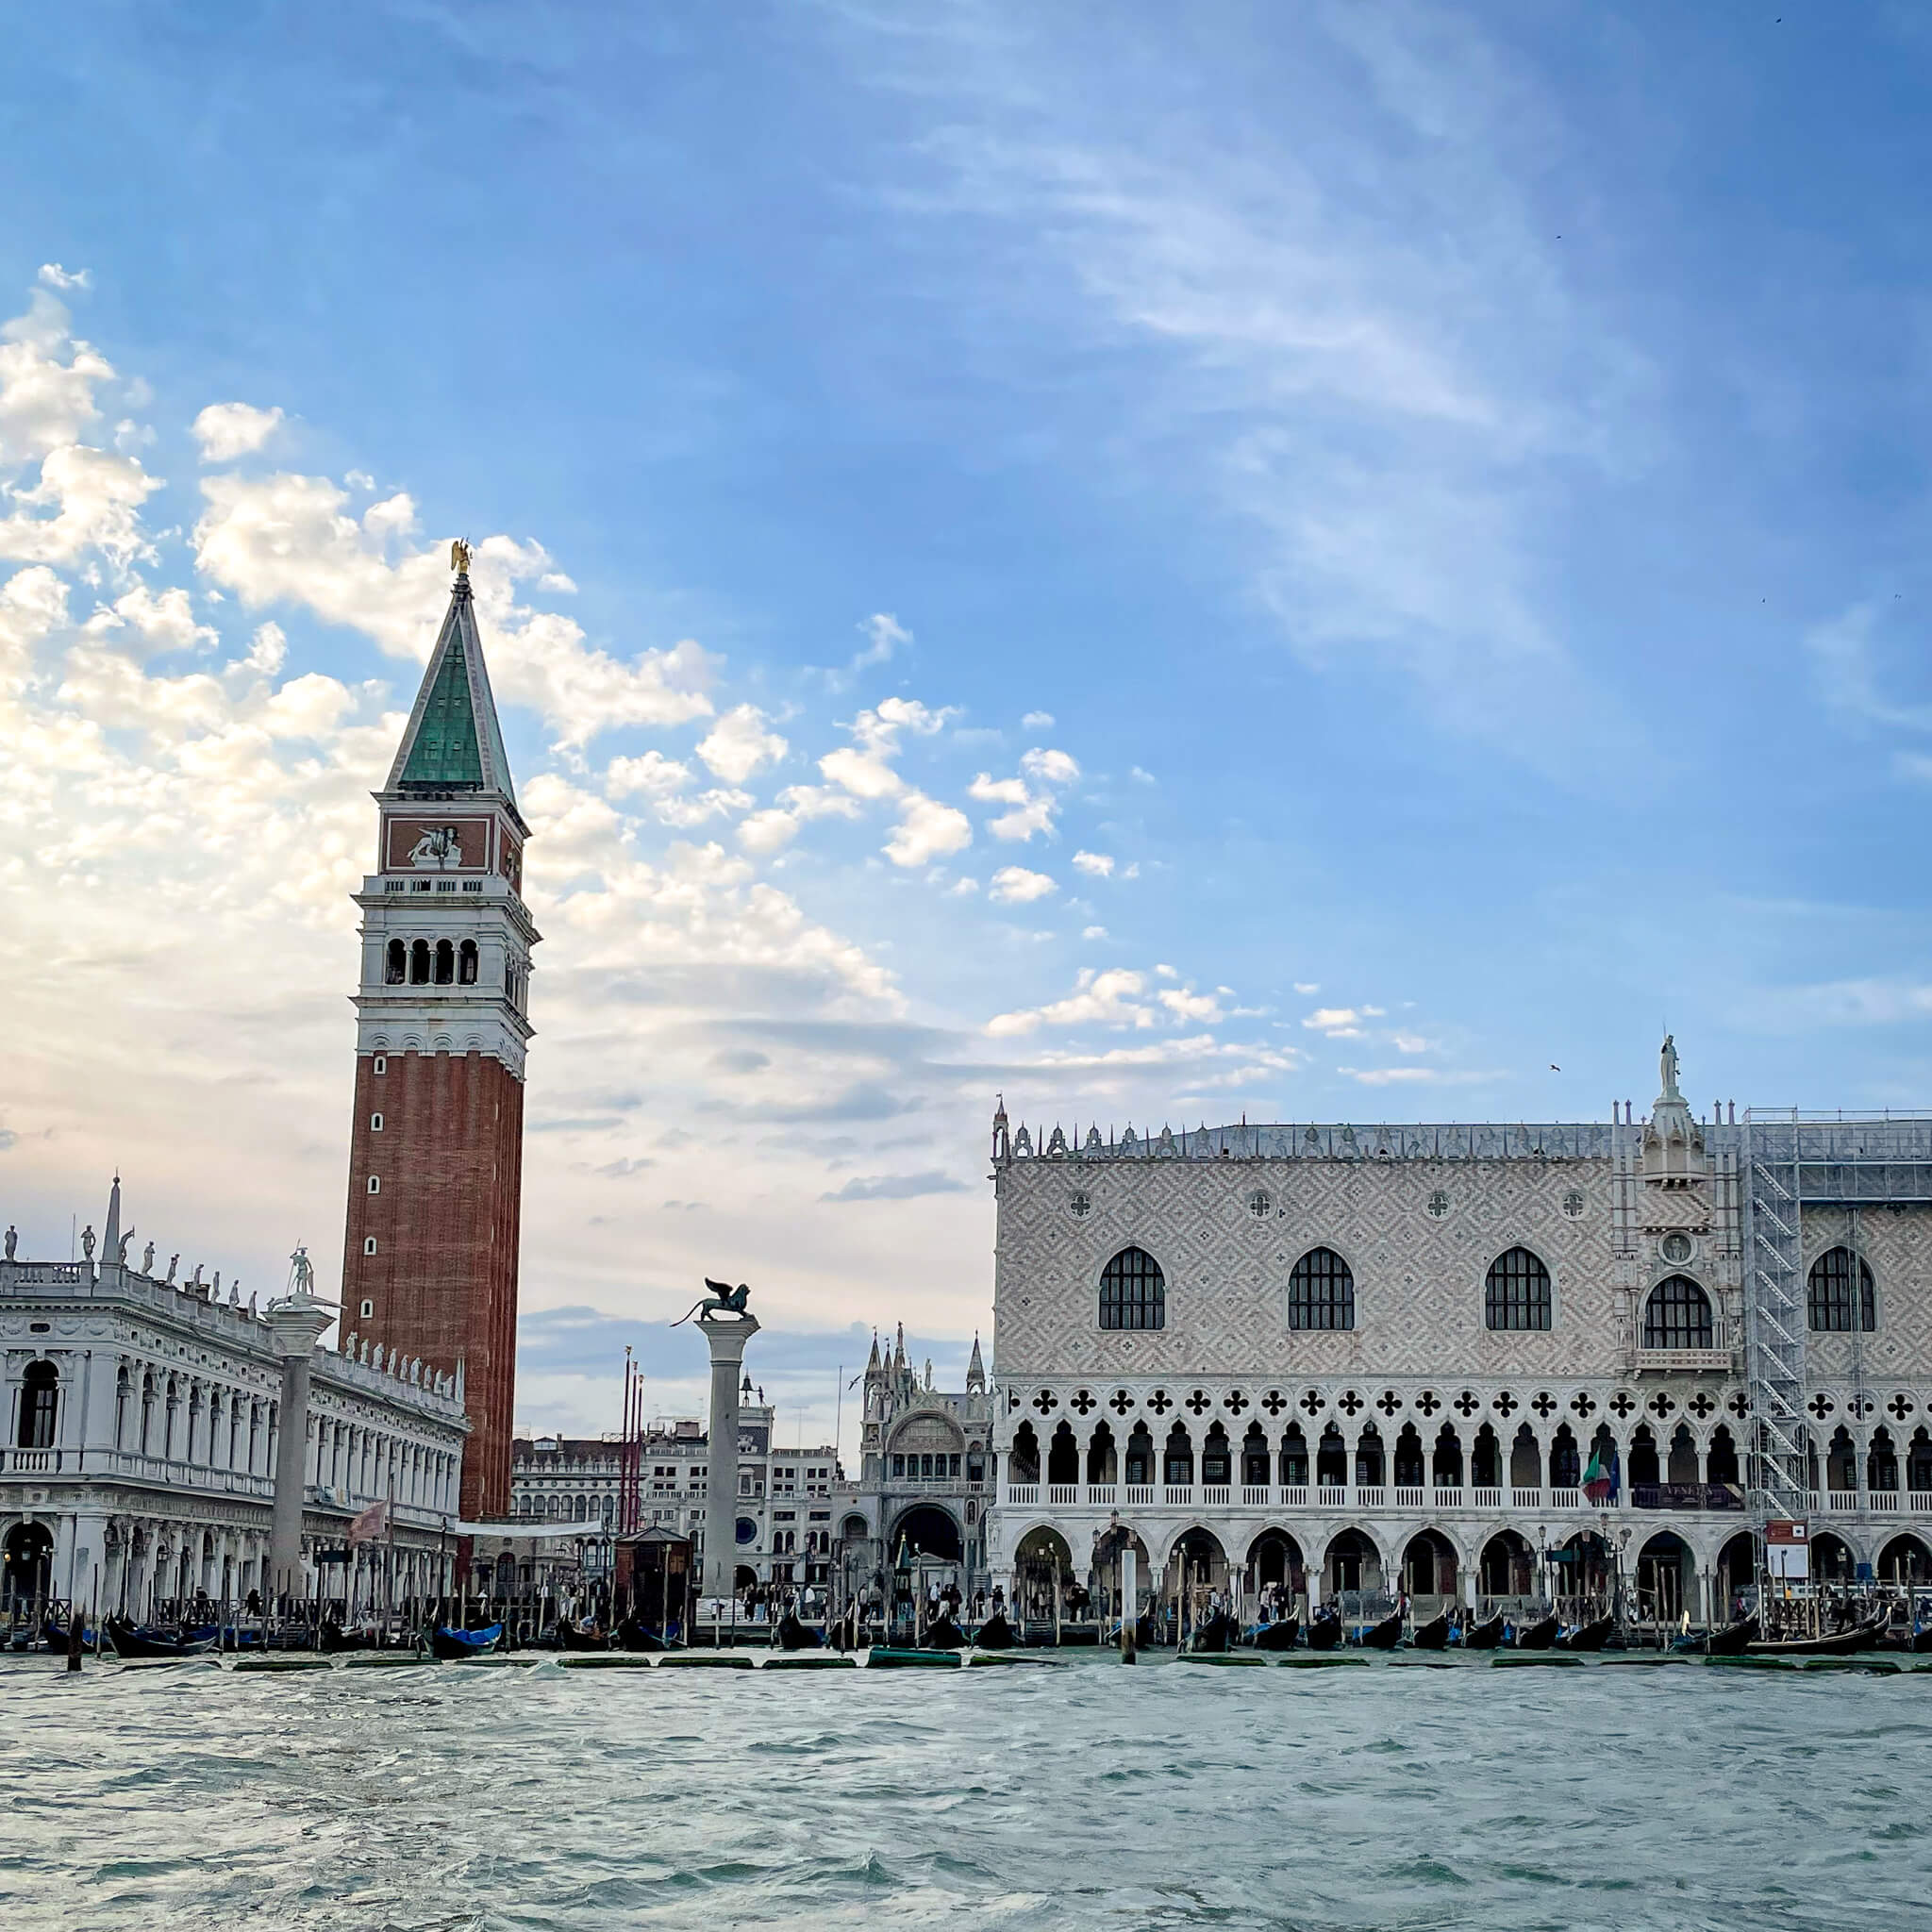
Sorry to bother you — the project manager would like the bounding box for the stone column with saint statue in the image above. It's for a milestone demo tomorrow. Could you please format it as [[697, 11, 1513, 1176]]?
[[267, 1246, 337, 1604], [675, 1279, 760, 1602]]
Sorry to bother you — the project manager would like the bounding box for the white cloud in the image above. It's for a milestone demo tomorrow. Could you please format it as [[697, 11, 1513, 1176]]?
[[538, 572, 576, 593], [970, 744, 1081, 842], [1071, 850, 1115, 877], [1021, 709, 1055, 730], [1158, 985, 1224, 1024], [989, 865, 1057, 904], [0, 443, 161, 568], [606, 750, 693, 800], [988, 966, 1152, 1036], [1081, 924, 1108, 940], [192, 403, 285, 463], [1130, 766, 1156, 785], [853, 611, 909, 673], [697, 703, 788, 785], [1303, 1005, 1385, 1036], [38, 264, 92, 292], [884, 791, 973, 867], [1391, 1030, 1430, 1054], [656, 787, 754, 828], [1292, 981, 1321, 995], [0, 289, 113, 464], [85, 581, 217, 656], [192, 475, 715, 749]]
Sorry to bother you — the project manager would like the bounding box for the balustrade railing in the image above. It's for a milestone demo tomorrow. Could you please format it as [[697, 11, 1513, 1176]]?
[[1393, 1486, 1425, 1509], [1472, 1486, 1504, 1509]]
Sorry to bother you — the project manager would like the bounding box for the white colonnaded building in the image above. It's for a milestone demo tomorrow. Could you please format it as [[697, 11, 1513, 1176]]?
[[1, 1177, 468, 1622], [986, 1039, 1932, 1631]]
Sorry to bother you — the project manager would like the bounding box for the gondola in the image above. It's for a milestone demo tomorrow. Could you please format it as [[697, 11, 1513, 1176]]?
[[1745, 1616, 1887, 1658], [1407, 1612, 1451, 1651], [922, 1611, 968, 1652], [973, 1609, 1017, 1650], [776, 1610, 823, 1651], [1188, 1610, 1234, 1655], [1306, 1607, 1343, 1650], [1703, 1614, 1758, 1657], [1358, 1610, 1405, 1651], [1250, 1615, 1301, 1652], [429, 1621, 502, 1660], [1461, 1613, 1507, 1651], [615, 1616, 668, 1653], [318, 1619, 372, 1653], [555, 1619, 609, 1652], [41, 1615, 98, 1655], [1513, 1614, 1560, 1651], [104, 1616, 218, 1660], [1556, 1614, 1617, 1653]]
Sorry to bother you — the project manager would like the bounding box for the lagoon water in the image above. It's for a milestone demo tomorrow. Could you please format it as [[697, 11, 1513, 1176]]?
[[4, 1653, 1928, 1930]]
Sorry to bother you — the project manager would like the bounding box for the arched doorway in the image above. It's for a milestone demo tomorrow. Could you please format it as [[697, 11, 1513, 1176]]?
[[1636, 1531, 1693, 1624], [891, 1503, 963, 1565], [1811, 1531, 1856, 1584], [1877, 1534, 1932, 1586], [1479, 1529, 1533, 1603], [1166, 1526, 1228, 1639], [2, 1522, 53, 1605], [1091, 1523, 1150, 1625], [1245, 1528, 1306, 1609], [1324, 1527, 1381, 1599], [1553, 1531, 1610, 1612], [1402, 1529, 1458, 1606], [1014, 1524, 1074, 1630]]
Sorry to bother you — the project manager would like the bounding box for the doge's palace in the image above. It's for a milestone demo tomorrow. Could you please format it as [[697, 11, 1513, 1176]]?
[[986, 1040, 1932, 1628]]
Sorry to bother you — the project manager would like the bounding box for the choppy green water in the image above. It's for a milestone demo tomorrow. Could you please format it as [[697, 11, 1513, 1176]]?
[[4, 1652, 1928, 1929]]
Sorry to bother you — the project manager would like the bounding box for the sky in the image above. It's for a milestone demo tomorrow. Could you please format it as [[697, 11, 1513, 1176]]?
[[7, 3, 1932, 1461]]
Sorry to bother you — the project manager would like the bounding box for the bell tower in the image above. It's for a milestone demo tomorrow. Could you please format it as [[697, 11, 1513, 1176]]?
[[339, 544, 539, 1521]]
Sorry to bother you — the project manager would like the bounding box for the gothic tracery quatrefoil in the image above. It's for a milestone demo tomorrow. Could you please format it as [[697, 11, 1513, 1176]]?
[[1646, 1392, 1674, 1419], [1570, 1392, 1596, 1418], [1608, 1391, 1635, 1420], [1108, 1390, 1134, 1416], [1071, 1389, 1096, 1416], [1375, 1391, 1402, 1417], [1889, 1393, 1914, 1421], [1261, 1390, 1287, 1417], [1530, 1391, 1556, 1420], [1688, 1393, 1715, 1421], [1148, 1389, 1173, 1415], [1338, 1390, 1364, 1418], [1807, 1393, 1834, 1421], [1185, 1389, 1210, 1417], [1454, 1391, 1479, 1419], [1492, 1391, 1518, 1419], [1727, 1391, 1750, 1419], [1032, 1389, 1059, 1415], [1299, 1389, 1324, 1416], [1848, 1396, 1874, 1421], [1415, 1390, 1441, 1417], [1224, 1390, 1249, 1415]]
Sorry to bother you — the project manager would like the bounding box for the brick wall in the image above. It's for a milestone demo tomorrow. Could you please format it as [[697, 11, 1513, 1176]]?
[[341, 1048, 525, 1520]]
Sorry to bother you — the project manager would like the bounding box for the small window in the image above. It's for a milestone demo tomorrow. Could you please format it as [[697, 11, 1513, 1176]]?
[[434, 940, 455, 985], [384, 941, 406, 986], [1098, 1246, 1166, 1331], [1644, 1275, 1713, 1350], [1248, 1190, 1272, 1218], [359, 1299, 375, 1321], [1807, 1248, 1875, 1333], [458, 940, 478, 986], [367, 1176, 380, 1194], [370, 1113, 384, 1132], [1484, 1247, 1553, 1331], [373, 1055, 387, 1075], [1288, 1247, 1355, 1330], [1426, 1191, 1450, 1219], [1561, 1191, 1586, 1219], [409, 940, 431, 984], [363, 1237, 377, 1256]]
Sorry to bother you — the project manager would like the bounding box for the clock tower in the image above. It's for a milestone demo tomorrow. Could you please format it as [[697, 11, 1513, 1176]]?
[[339, 548, 538, 1521]]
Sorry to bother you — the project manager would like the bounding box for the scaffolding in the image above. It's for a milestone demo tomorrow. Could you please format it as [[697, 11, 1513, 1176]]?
[[1740, 1110, 1932, 1550]]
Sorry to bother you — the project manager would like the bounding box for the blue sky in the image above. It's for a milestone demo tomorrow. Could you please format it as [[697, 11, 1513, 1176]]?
[[7, 3, 1932, 1452]]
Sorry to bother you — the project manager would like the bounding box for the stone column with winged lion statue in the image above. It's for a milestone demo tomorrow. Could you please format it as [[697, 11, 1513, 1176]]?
[[675, 1279, 761, 1602]]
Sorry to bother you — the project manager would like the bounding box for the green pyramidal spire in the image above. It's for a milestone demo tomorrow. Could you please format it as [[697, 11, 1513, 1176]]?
[[386, 554, 517, 807]]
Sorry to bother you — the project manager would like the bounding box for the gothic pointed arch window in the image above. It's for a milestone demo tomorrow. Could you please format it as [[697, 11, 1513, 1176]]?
[[1807, 1247, 1875, 1332], [1484, 1247, 1552, 1330], [1643, 1275, 1713, 1350], [1287, 1247, 1355, 1330], [1098, 1246, 1165, 1331]]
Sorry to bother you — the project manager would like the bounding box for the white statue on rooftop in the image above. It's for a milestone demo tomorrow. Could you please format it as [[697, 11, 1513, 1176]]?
[[1659, 1032, 1681, 1101]]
